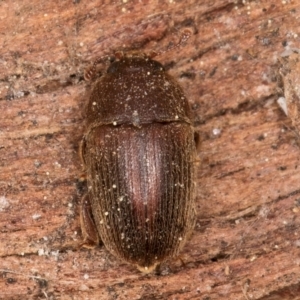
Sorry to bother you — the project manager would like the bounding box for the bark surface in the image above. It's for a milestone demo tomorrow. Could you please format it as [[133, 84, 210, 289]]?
[[0, 1, 300, 299]]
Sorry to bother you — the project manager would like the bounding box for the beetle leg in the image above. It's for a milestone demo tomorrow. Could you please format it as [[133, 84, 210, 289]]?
[[80, 194, 100, 248], [194, 131, 201, 151], [79, 138, 87, 169]]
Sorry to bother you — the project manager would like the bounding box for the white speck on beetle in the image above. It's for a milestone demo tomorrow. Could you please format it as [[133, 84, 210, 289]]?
[[113, 121, 117, 126], [277, 97, 288, 116], [112, 184, 116, 189], [92, 102, 97, 106], [104, 212, 109, 216], [83, 274, 89, 280]]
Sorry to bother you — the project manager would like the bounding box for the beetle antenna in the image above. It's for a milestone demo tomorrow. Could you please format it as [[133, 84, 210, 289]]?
[[84, 55, 112, 81]]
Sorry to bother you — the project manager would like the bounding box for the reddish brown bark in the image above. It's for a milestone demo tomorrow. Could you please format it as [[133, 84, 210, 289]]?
[[1, 1, 300, 299]]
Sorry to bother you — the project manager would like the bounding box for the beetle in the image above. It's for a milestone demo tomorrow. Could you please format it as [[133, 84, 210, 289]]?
[[80, 35, 198, 273]]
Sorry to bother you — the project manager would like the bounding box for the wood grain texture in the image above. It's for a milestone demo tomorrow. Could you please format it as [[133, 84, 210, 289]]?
[[0, 0, 300, 299]]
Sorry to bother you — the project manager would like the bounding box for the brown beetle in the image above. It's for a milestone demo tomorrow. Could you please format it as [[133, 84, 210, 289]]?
[[80, 41, 197, 273]]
